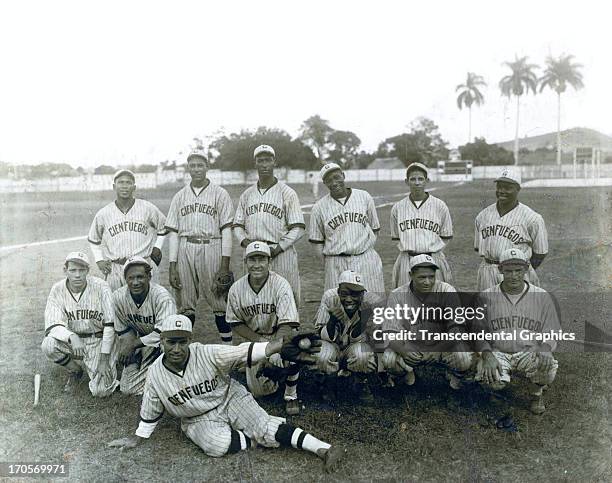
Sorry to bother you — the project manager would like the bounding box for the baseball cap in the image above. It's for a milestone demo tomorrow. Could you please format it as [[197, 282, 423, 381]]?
[[338, 270, 366, 292], [253, 145, 275, 159], [320, 162, 343, 181], [123, 256, 151, 276], [187, 148, 208, 163], [406, 162, 429, 178], [245, 241, 271, 258], [113, 169, 136, 183], [160, 314, 193, 334], [495, 167, 521, 186], [499, 248, 529, 265], [65, 251, 90, 267], [409, 254, 439, 271]]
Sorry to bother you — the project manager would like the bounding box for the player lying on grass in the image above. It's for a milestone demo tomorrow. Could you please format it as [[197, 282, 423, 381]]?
[[113, 257, 176, 395], [108, 315, 346, 473], [471, 248, 559, 415], [41, 252, 118, 396], [312, 270, 383, 402], [381, 255, 473, 389], [225, 241, 302, 415]]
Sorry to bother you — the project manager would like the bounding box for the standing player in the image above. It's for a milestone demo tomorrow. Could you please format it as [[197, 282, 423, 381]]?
[[166, 149, 234, 344], [113, 257, 176, 395], [233, 145, 305, 306], [381, 255, 473, 389], [225, 242, 301, 415], [107, 315, 346, 473], [474, 167, 548, 291], [41, 252, 118, 396], [313, 270, 383, 401], [309, 163, 384, 293], [88, 169, 167, 291], [391, 162, 453, 287], [471, 249, 559, 414]]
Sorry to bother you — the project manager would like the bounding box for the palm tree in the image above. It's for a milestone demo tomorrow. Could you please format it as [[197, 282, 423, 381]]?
[[539, 54, 584, 165], [499, 56, 539, 165], [456, 72, 486, 143]]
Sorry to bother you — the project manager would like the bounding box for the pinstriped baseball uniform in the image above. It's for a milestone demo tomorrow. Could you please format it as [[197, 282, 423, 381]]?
[[309, 188, 384, 292], [390, 193, 453, 287], [474, 203, 548, 290], [41, 276, 119, 397], [113, 283, 177, 395], [226, 272, 300, 400], [381, 280, 473, 376], [88, 199, 168, 290], [473, 283, 559, 389], [312, 289, 382, 374], [233, 180, 305, 304], [136, 342, 286, 456], [165, 182, 234, 316]]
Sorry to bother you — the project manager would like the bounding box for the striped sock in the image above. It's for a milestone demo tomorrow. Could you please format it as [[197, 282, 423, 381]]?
[[214, 315, 233, 345]]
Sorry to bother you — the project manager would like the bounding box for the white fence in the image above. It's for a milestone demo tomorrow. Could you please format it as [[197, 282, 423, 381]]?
[[1, 164, 611, 193]]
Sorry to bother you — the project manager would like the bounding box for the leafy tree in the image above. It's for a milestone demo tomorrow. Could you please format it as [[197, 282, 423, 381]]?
[[456, 72, 486, 142], [459, 137, 514, 166], [94, 165, 117, 175], [499, 55, 539, 165], [298, 115, 334, 165], [539, 54, 584, 165], [376, 117, 449, 166], [327, 130, 361, 167], [134, 164, 158, 173], [211, 126, 317, 171]]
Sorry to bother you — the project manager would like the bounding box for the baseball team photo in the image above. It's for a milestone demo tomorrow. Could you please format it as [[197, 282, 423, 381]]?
[[0, 1, 610, 482]]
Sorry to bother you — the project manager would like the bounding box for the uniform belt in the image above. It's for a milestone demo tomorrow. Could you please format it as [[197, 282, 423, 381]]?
[[185, 236, 221, 244], [336, 251, 366, 257], [75, 331, 103, 339], [406, 251, 432, 257], [484, 258, 500, 265]]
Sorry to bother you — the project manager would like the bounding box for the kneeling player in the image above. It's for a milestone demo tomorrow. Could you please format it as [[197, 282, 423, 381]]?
[[381, 255, 473, 389], [313, 270, 382, 400], [472, 248, 559, 415], [108, 316, 346, 473], [113, 257, 177, 395], [41, 252, 118, 397]]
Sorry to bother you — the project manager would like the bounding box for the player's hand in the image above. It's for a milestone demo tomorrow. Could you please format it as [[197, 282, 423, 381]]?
[[270, 245, 283, 259], [169, 263, 182, 290], [268, 353, 284, 367], [107, 436, 142, 451], [69, 334, 86, 359], [480, 351, 502, 385], [278, 331, 322, 365], [241, 239, 253, 248], [97, 260, 112, 277], [346, 353, 378, 373], [150, 248, 162, 266], [329, 306, 348, 323], [95, 353, 114, 386], [538, 351, 555, 373], [118, 338, 137, 366], [395, 354, 414, 374]]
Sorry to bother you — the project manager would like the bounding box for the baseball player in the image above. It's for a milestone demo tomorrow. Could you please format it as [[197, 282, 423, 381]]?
[[166, 149, 234, 344], [471, 248, 559, 415], [381, 255, 473, 389], [312, 270, 383, 401], [474, 167, 548, 291], [309, 163, 384, 293], [391, 162, 453, 287], [107, 315, 346, 473], [41, 252, 118, 396], [88, 169, 168, 291], [233, 145, 305, 306], [225, 242, 301, 415], [113, 257, 177, 395]]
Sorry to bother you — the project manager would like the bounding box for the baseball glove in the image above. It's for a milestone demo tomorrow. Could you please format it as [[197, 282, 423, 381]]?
[[211, 270, 235, 298]]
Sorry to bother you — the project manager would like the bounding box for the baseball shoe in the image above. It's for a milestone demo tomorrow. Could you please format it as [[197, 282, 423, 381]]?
[[404, 369, 416, 386], [320, 445, 347, 473], [446, 372, 462, 390], [530, 395, 546, 415], [64, 369, 84, 393], [285, 399, 300, 416]]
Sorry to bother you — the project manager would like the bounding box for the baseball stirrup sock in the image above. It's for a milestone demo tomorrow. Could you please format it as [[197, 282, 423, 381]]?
[[215, 315, 233, 344], [228, 430, 253, 453], [276, 424, 330, 454], [284, 364, 299, 400]]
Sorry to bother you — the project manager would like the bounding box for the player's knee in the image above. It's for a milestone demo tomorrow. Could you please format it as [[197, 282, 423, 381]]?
[[452, 352, 474, 373], [199, 437, 230, 458], [315, 341, 340, 374], [381, 349, 403, 374], [40, 336, 57, 357], [345, 343, 375, 373], [119, 374, 144, 396]]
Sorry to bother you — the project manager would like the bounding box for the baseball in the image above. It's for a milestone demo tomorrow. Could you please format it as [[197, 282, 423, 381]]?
[[298, 338, 312, 350]]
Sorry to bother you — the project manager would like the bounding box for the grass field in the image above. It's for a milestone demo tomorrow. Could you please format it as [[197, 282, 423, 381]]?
[[0, 180, 611, 482]]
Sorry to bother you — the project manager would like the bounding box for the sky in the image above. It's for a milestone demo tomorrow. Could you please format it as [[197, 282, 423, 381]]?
[[0, 0, 609, 168]]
